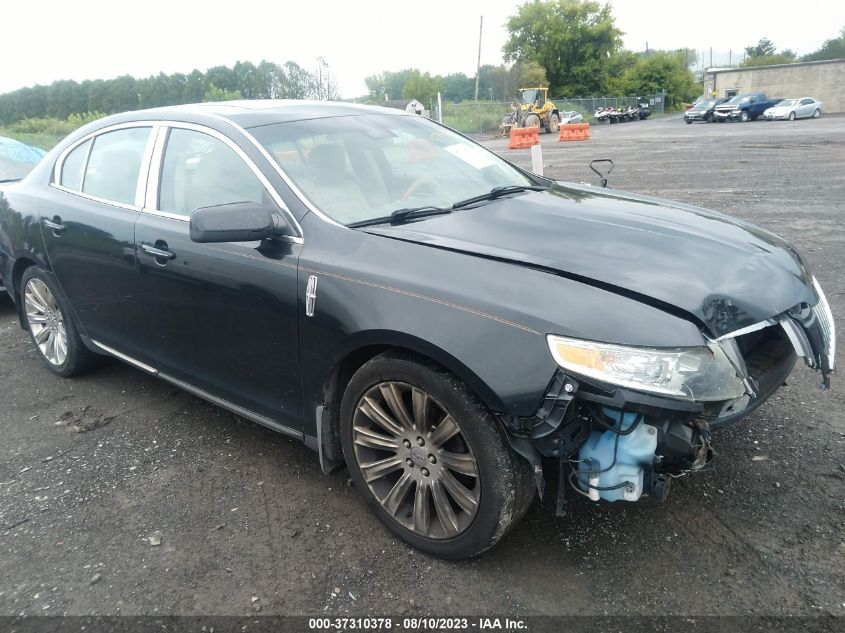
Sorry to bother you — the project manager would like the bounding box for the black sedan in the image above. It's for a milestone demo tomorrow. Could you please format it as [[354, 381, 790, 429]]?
[[0, 102, 835, 559]]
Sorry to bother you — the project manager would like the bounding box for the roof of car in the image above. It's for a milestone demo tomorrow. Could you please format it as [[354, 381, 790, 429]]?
[[108, 100, 407, 129]]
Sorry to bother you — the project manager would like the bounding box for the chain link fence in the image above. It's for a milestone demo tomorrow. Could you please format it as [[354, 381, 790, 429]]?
[[433, 92, 666, 136]]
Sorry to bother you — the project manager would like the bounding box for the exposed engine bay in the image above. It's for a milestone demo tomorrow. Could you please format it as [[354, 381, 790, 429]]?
[[503, 300, 835, 513]]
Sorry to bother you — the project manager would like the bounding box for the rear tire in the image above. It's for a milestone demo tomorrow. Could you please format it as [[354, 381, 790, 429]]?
[[340, 351, 534, 559], [524, 114, 541, 131], [547, 113, 560, 134], [20, 267, 102, 377]]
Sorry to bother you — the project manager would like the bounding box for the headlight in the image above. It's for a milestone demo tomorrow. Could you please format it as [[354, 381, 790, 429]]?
[[546, 335, 747, 401]]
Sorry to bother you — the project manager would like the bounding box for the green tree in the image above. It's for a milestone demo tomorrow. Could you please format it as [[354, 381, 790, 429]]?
[[281, 61, 313, 98], [802, 27, 845, 61], [312, 57, 340, 100], [365, 69, 414, 101], [744, 37, 777, 59], [742, 37, 796, 66], [741, 52, 797, 67], [503, 0, 623, 96], [614, 51, 697, 108], [203, 84, 243, 102], [402, 70, 442, 106], [517, 61, 549, 88], [441, 73, 475, 102]]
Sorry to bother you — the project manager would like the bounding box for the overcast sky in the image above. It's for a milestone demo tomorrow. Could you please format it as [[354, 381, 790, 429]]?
[[2, 0, 843, 97]]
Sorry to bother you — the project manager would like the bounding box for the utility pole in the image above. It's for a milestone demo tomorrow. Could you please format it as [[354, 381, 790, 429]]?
[[709, 47, 713, 68], [474, 16, 483, 101], [645, 42, 649, 57]]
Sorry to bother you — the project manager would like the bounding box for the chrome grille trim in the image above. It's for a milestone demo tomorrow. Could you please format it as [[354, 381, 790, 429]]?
[[812, 276, 836, 371]]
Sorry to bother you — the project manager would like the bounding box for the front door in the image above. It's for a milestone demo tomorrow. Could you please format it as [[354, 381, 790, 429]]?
[[40, 125, 153, 358], [134, 125, 302, 428]]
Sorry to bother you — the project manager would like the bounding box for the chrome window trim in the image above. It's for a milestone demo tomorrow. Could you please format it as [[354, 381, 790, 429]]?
[[52, 122, 158, 212], [134, 124, 160, 207], [49, 183, 142, 213], [201, 112, 345, 229], [53, 121, 158, 185], [143, 121, 303, 243]]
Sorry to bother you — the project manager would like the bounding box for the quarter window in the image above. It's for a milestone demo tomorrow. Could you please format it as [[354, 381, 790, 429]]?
[[158, 128, 267, 217], [82, 127, 151, 205], [60, 139, 91, 191]]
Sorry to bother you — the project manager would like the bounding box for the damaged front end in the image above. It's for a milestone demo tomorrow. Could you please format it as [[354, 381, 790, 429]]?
[[503, 280, 836, 513]]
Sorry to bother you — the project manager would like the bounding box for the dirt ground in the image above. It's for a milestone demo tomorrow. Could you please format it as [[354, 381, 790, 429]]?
[[0, 114, 843, 619]]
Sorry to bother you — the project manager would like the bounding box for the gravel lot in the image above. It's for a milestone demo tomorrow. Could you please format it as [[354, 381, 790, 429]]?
[[1, 114, 843, 619]]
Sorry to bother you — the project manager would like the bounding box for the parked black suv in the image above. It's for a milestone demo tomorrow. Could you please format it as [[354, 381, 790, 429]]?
[[684, 97, 728, 123]]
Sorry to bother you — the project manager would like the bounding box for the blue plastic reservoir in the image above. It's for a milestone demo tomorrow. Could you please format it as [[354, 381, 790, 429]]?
[[577, 408, 657, 502]]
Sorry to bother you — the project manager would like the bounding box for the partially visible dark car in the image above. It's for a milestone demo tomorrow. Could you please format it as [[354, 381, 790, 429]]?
[[0, 136, 46, 296], [0, 102, 836, 558], [684, 97, 728, 123]]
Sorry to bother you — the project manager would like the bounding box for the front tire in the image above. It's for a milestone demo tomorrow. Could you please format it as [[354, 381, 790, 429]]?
[[547, 113, 560, 134], [813, 109, 821, 118], [788, 111, 795, 121], [340, 352, 534, 559], [740, 111, 749, 122], [21, 267, 101, 377], [523, 114, 541, 131]]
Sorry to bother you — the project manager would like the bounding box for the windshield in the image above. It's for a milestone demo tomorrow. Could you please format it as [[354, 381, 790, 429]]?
[[776, 99, 798, 106], [727, 95, 751, 104], [693, 100, 716, 108], [521, 90, 538, 104], [250, 114, 534, 226]]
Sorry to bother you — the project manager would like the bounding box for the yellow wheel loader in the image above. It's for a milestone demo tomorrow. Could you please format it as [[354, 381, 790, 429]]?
[[500, 87, 560, 136]]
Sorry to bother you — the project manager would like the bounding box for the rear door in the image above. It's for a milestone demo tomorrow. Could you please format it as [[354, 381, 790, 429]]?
[[133, 124, 303, 430], [797, 99, 814, 118], [42, 124, 155, 358]]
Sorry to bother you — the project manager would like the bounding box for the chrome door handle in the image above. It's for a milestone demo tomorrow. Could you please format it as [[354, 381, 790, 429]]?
[[140, 243, 176, 260], [43, 218, 67, 233]]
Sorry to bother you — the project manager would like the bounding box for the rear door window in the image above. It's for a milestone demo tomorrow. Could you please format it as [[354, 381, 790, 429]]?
[[82, 127, 151, 206], [60, 139, 91, 191]]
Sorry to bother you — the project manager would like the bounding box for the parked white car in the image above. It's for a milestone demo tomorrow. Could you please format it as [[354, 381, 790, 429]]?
[[763, 98, 822, 121]]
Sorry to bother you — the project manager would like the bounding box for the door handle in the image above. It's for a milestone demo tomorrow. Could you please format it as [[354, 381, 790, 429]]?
[[43, 217, 67, 234], [140, 243, 176, 260]]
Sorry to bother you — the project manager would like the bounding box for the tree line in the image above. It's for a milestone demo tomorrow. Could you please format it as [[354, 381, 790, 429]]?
[[740, 30, 845, 67], [0, 59, 339, 125]]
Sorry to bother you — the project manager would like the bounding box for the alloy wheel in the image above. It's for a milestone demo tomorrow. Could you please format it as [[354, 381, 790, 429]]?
[[352, 381, 480, 539], [24, 278, 67, 366]]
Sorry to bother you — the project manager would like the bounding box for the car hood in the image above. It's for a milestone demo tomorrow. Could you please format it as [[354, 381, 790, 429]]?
[[364, 186, 817, 338], [766, 106, 793, 114]]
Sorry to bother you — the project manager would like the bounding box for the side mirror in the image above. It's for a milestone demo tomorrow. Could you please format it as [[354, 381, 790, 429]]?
[[189, 202, 289, 243]]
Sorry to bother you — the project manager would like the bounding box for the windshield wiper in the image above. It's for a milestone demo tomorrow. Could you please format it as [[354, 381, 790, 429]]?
[[450, 185, 548, 209], [0, 178, 22, 184], [347, 205, 452, 229], [347, 185, 547, 229]]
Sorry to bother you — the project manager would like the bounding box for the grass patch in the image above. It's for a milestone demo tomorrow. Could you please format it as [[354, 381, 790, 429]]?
[[0, 112, 105, 151]]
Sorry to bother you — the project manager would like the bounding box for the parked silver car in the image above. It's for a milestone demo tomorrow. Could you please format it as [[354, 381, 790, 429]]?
[[763, 98, 822, 121], [560, 110, 583, 124]]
